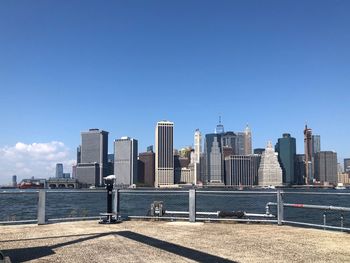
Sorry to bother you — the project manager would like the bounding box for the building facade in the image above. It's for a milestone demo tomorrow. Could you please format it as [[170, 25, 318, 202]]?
[[244, 125, 252, 155], [80, 129, 108, 186], [304, 125, 313, 184], [155, 121, 174, 186], [344, 158, 350, 173], [225, 155, 261, 186], [205, 133, 224, 184], [114, 137, 138, 186], [314, 151, 338, 185], [236, 132, 246, 155], [77, 146, 81, 164], [254, 148, 265, 155], [138, 151, 155, 186], [76, 163, 100, 187], [294, 154, 306, 185], [193, 129, 202, 164], [55, 163, 63, 179], [258, 142, 283, 186], [312, 135, 321, 155], [222, 132, 237, 154], [275, 133, 296, 185], [12, 175, 17, 187]]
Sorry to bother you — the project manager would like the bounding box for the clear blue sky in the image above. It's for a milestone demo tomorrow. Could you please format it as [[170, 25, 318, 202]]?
[[0, 1, 349, 181]]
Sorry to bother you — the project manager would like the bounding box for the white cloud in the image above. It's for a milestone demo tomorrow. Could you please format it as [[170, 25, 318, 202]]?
[[0, 141, 75, 185]]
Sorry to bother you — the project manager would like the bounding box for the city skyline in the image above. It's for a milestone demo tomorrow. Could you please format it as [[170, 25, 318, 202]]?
[[0, 120, 347, 185], [1, 1, 349, 183]]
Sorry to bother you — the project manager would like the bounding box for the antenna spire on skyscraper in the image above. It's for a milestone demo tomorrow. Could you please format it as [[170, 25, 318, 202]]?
[[215, 115, 224, 134]]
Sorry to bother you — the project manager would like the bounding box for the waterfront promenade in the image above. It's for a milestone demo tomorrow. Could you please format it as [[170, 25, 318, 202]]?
[[1, 221, 349, 262]]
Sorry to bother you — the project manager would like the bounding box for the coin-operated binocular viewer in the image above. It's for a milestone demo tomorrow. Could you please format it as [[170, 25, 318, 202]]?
[[99, 175, 120, 224]]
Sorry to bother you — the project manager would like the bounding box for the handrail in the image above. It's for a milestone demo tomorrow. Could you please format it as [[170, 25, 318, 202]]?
[[266, 202, 350, 212], [1, 189, 349, 233]]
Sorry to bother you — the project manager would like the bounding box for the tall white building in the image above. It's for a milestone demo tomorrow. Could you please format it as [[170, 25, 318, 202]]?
[[190, 129, 202, 184], [114, 137, 138, 186], [194, 129, 202, 163], [155, 121, 174, 186], [258, 141, 283, 186], [244, 125, 252, 155]]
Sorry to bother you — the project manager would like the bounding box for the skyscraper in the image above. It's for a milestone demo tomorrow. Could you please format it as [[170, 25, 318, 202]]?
[[236, 132, 246, 155], [258, 142, 283, 186], [344, 158, 350, 173], [55, 163, 64, 179], [244, 125, 252, 155], [76, 163, 100, 186], [146, 145, 153, 152], [199, 153, 206, 183], [215, 116, 224, 134], [107, 154, 114, 176], [275, 133, 296, 185], [191, 129, 202, 185], [314, 151, 338, 185], [205, 133, 224, 184], [304, 125, 313, 184], [312, 135, 321, 155], [72, 165, 77, 179], [77, 145, 81, 164], [155, 121, 174, 186], [222, 131, 237, 154], [114, 137, 138, 186], [138, 151, 155, 186], [193, 129, 202, 163], [225, 155, 261, 186], [295, 154, 306, 185], [79, 128, 108, 186], [12, 175, 17, 187]]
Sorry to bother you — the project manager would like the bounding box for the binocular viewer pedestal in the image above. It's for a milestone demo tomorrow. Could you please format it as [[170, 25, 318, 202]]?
[[98, 175, 121, 224]]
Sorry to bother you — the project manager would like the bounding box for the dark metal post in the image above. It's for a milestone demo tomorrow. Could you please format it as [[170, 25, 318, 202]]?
[[38, 190, 46, 225], [106, 181, 113, 214], [189, 189, 196, 222], [277, 190, 284, 226], [114, 189, 120, 219], [99, 177, 119, 224]]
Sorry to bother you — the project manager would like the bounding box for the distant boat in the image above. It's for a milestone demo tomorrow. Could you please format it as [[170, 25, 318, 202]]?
[[335, 183, 347, 190], [261, 185, 276, 189]]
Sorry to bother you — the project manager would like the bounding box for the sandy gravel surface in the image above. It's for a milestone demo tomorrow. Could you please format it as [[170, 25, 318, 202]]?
[[0, 220, 349, 262]]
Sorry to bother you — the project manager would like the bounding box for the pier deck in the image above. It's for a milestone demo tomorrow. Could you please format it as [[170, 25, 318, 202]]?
[[1, 220, 349, 262]]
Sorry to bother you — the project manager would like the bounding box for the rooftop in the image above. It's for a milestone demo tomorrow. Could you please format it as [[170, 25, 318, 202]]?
[[1, 220, 349, 262]]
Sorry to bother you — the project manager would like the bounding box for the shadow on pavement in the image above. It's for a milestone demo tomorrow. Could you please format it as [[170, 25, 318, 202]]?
[[2, 230, 238, 262], [2, 232, 118, 263], [116, 231, 237, 263], [2, 246, 55, 262]]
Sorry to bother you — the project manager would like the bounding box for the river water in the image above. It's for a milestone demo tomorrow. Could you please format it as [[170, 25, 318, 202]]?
[[0, 188, 349, 228]]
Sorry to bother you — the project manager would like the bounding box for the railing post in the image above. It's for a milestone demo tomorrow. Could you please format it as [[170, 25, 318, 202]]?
[[114, 189, 120, 219], [189, 189, 196, 222], [340, 213, 344, 232], [277, 189, 284, 226], [37, 190, 46, 225]]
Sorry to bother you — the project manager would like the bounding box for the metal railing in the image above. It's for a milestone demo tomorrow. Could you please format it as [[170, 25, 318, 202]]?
[[266, 191, 350, 232], [1, 189, 349, 232]]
